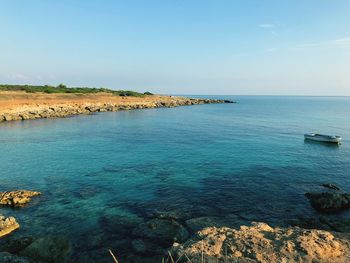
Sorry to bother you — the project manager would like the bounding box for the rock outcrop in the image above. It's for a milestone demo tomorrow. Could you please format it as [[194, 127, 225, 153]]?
[[0, 95, 235, 123], [173, 222, 350, 263], [0, 190, 41, 207], [305, 192, 350, 212], [0, 216, 20, 237]]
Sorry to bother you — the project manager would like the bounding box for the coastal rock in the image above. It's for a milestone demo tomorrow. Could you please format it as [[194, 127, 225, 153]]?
[[0, 92, 234, 123], [0, 252, 32, 263], [132, 218, 189, 243], [185, 216, 236, 233], [173, 222, 350, 263], [321, 183, 341, 191], [305, 192, 350, 212], [0, 190, 41, 207], [20, 236, 70, 263], [0, 236, 34, 254], [0, 216, 20, 237]]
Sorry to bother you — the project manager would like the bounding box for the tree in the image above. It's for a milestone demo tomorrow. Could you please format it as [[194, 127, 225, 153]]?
[[57, 84, 67, 89]]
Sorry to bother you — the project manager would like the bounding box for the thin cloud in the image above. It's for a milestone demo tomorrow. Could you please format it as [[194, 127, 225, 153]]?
[[296, 37, 350, 49], [266, 47, 278, 53], [8, 73, 29, 81], [259, 23, 275, 29], [7, 73, 57, 82]]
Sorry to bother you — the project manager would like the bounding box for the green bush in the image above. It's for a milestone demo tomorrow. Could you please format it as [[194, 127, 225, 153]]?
[[0, 84, 147, 97]]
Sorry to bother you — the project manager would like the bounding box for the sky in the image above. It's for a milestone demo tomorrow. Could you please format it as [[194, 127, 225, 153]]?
[[1, 0, 350, 95]]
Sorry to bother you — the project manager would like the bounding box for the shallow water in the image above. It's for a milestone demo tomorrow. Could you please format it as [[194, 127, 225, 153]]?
[[0, 96, 350, 262]]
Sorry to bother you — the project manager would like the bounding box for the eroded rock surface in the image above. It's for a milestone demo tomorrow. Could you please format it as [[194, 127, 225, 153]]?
[[0, 216, 20, 237], [0, 190, 41, 207], [132, 218, 189, 243], [305, 192, 350, 212], [173, 222, 350, 263], [0, 93, 235, 123]]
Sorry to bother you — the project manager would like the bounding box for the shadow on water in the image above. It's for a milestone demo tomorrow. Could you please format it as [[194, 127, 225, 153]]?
[[303, 139, 341, 149]]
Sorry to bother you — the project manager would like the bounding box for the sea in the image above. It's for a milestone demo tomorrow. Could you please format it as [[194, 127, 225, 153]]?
[[0, 96, 349, 262]]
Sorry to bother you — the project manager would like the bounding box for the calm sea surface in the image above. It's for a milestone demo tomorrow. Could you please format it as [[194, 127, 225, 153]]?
[[1, 96, 350, 262]]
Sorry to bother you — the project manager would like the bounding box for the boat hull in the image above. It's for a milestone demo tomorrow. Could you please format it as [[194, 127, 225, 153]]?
[[304, 134, 342, 144]]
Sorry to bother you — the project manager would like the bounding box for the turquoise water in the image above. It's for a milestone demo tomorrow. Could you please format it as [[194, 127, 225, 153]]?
[[0, 96, 350, 262]]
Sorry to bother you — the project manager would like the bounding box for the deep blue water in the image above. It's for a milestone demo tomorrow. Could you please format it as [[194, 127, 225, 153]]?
[[0, 96, 350, 262]]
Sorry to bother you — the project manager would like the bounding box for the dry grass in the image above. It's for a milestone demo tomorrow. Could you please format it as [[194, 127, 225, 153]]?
[[108, 247, 232, 263], [109, 249, 119, 263]]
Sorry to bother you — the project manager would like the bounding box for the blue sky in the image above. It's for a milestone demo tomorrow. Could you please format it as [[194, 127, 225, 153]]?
[[1, 1, 349, 95]]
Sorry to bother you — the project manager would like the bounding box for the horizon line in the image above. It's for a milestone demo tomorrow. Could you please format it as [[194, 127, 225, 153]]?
[[171, 94, 350, 97]]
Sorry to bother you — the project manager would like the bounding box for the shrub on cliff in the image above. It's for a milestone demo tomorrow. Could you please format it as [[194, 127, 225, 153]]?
[[0, 84, 146, 97]]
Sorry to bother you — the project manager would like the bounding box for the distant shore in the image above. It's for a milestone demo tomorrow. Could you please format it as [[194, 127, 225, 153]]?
[[0, 90, 233, 122]]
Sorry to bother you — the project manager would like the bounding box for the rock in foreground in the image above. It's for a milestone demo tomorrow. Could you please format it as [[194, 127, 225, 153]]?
[[0, 190, 41, 207], [305, 192, 350, 212], [0, 216, 20, 237], [173, 222, 350, 263]]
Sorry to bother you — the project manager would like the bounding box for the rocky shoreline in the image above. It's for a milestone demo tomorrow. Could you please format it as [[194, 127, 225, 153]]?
[[1, 186, 350, 262], [0, 95, 234, 122], [173, 222, 350, 262], [0, 190, 41, 238]]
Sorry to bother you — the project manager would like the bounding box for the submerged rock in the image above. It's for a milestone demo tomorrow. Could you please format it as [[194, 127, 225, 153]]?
[[0, 236, 33, 254], [285, 216, 330, 231], [125, 254, 164, 263], [0, 216, 20, 237], [131, 239, 164, 255], [99, 214, 142, 235], [305, 192, 350, 212], [321, 184, 341, 191], [20, 236, 70, 263], [151, 210, 192, 222], [185, 216, 238, 233], [0, 190, 41, 207], [173, 222, 350, 263], [132, 218, 189, 244], [320, 217, 350, 233], [0, 252, 32, 263]]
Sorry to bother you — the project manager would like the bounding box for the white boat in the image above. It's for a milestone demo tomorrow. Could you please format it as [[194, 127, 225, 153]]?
[[304, 133, 342, 144]]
